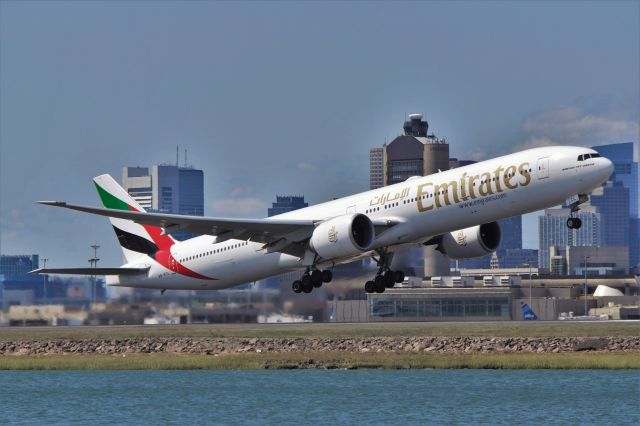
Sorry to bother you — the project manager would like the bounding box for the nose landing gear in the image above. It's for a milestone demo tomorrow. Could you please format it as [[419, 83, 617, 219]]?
[[566, 194, 588, 230]]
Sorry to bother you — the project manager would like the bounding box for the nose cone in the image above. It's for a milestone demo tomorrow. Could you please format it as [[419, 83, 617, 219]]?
[[602, 157, 614, 179]]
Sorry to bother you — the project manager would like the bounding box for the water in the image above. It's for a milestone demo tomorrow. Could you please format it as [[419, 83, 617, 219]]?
[[1, 370, 638, 425]]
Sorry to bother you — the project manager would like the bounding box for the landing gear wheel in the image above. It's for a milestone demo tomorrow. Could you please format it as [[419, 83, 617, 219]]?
[[301, 275, 314, 293], [394, 270, 405, 283], [311, 270, 323, 288], [567, 217, 583, 229], [321, 270, 333, 283], [365, 280, 375, 293], [374, 279, 386, 293], [292, 280, 302, 293], [374, 275, 385, 289], [383, 271, 395, 288]]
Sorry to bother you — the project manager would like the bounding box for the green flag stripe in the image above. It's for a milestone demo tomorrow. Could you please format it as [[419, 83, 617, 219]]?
[[94, 183, 132, 211]]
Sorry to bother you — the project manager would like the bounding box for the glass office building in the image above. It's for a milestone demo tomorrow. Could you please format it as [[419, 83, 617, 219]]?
[[538, 207, 601, 269], [592, 142, 639, 270], [593, 142, 638, 217]]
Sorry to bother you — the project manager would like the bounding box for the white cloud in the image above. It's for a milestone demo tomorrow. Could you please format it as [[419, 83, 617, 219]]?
[[518, 107, 639, 153], [211, 197, 268, 216], [0, 209, 26, 232], [229, 186, 252, 197], [297, 161, 316, 172]]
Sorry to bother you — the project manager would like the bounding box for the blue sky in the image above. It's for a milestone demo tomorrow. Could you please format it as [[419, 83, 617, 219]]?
[[1, 1, 638, 268]]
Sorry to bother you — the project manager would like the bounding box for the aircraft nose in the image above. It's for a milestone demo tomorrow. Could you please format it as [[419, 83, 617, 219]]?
[[602, 157, 614, 178]]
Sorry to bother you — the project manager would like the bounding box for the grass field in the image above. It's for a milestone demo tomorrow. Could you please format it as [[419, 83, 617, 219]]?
[[1, 352, 638, 370], [0, 321, 638, 342]]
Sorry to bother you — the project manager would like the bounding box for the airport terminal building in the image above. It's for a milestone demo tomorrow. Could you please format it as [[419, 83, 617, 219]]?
[[330, 275, 639, 322]]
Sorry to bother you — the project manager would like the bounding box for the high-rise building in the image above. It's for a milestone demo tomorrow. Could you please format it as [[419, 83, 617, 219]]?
[[369, 148, 384, 190], [268, 196, 308, 217], [122, 163, 204, 242], [123, 164, 204, 216], [589, 180, 629, 247], [498, 215, 522, 250], [538, 207, 601, 269], [592, 142, 638, 217], [121, 167, 153, 210], [592, 142, 638, 270]]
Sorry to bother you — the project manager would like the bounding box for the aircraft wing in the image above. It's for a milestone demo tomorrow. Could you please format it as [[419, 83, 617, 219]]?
[[30, 267, 149, 275], [37, 201, 316, 244]]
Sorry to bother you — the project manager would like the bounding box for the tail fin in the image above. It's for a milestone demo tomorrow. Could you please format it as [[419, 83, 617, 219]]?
[[93, 174, 174, 263], [521, 302, 539, 320]]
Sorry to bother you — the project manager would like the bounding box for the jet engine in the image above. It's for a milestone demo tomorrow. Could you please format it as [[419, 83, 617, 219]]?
[[310, 214, 375, 260], [438, 222, 501, 259]]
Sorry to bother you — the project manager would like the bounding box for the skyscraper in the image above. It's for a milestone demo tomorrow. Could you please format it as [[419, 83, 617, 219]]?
[[592, 142, 638, 217], [123, 163, 204, 241], [268, 196, 308, 217], [369, 147, 384, 190], [538, 207, 601, 269], [589, 180, 629, 247], [498, 215, 522, 251], [123, 165, 204, 216], [592, 142, 639, 270]]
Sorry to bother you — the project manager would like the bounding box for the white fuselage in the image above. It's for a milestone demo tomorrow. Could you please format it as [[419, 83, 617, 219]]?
[[109, 146, 613, 290]]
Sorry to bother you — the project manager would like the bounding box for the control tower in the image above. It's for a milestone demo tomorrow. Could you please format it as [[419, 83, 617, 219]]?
[[373, 113, 451, 277]]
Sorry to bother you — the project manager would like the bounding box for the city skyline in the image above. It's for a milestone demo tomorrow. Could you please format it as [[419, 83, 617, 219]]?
[[1, 2, 638, 268]]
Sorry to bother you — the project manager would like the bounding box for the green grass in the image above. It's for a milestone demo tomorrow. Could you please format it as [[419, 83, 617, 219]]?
[[0, 352, 638, 370], [0, 321, 638, 342]]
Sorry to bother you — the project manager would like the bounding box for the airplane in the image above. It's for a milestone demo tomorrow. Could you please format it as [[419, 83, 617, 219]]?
[[31, 146, 613, 295]]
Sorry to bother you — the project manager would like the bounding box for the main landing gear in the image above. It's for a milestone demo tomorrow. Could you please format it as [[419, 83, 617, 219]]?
[[292, 269, 333, 294], [364, 269, 404, 294], [363, 248, 404, 294]]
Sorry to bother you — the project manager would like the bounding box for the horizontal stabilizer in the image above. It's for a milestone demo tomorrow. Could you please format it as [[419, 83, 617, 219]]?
[[29, 267, 149, 276]]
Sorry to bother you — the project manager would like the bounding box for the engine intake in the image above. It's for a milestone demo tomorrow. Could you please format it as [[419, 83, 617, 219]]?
[[439, 222, 501, 259], [310, 214, 375, 260]]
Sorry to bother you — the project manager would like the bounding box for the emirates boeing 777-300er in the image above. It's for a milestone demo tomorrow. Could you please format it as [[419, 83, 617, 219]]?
[[32, 146, 613, 294]]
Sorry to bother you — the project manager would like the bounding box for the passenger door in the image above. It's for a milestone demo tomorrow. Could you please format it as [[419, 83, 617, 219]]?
[[537, 157, 550, 179]]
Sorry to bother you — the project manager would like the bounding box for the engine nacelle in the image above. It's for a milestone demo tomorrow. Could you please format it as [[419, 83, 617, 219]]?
[[439, 222, 501, 259], [310, 214, 375, 260]]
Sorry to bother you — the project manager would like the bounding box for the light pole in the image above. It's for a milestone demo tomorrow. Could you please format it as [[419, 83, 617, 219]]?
[[89, 245, 100, 305], [583, 256, 590, 316], [42, 258, 49, 305], [527, 261, 533, 308]]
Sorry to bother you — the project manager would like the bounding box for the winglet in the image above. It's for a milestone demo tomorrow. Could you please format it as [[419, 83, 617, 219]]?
[[37, 201, 67, 207]]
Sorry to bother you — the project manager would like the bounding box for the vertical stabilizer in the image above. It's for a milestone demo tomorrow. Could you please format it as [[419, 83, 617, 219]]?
[[93, 174, 174, 263]]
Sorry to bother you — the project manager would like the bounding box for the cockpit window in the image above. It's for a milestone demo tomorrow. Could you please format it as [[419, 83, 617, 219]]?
[[578, 153, 600, 161]]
